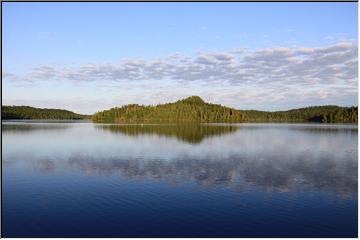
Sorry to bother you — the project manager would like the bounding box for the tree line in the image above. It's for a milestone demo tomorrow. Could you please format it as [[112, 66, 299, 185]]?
[[2, 106, 90, 120], [92, 96, 358, 123]]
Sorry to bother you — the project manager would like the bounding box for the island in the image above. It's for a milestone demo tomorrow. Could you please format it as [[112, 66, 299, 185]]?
[[92, 96, 358, 123], [2, 97, 357, 123]]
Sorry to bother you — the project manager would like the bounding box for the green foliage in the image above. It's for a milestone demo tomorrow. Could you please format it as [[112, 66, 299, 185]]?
[[92, 96, 358, 123], [2, 106, 90, 120]]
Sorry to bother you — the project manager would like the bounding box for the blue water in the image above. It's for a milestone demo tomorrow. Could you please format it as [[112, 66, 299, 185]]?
[[2, 122, 358, 237]]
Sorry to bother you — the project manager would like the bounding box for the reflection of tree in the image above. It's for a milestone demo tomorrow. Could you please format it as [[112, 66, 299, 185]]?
[[40, 152, 357, 198], [238, 153, 357, 197], [96, 124, 238, 144], [2, 123, 72, 133], [288, 125, 357, 135]]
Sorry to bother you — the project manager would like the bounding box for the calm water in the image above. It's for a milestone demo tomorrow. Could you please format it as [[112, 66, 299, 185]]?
[[2, 122, 358, 237]]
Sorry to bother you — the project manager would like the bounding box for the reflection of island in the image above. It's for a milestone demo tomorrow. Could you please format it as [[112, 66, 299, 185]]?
[[96, 124, 238, 144], [288, 125, 357, 135], [33, 152, 357, 198], [2, 123, 72, 133]]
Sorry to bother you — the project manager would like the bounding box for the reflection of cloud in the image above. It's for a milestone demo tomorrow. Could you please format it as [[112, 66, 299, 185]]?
[[31, 151, 357, 198], [4, 123, 358, 198], [33, 159, 55, 173]]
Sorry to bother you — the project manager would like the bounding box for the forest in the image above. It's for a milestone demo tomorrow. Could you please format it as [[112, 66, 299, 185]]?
[[2, 106, 90, 120], [2, 97, 357, 123], [92, 96, 358, 123]]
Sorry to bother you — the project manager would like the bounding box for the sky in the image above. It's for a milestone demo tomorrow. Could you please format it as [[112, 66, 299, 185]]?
[[2, 2, 358, 114]]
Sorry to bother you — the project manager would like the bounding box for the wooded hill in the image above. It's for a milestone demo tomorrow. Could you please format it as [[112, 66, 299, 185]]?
[[92, 96, 358, 123], [2, 106, 90, 120]]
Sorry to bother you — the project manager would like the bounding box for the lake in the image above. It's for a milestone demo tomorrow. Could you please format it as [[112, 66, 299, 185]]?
[[2, 121, 358, 237]]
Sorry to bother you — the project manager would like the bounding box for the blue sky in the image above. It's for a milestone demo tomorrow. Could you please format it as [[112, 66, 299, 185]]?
[[2, 2, 358, 114]]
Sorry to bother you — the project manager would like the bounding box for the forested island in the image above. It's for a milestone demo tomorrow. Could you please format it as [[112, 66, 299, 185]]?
[[2, 106, 90, 120], [2, 96, 358, 123], [92, 96, 358, 123]]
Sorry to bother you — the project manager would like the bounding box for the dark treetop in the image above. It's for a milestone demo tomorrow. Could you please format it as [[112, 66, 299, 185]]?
[[92, 96, 358, 123]]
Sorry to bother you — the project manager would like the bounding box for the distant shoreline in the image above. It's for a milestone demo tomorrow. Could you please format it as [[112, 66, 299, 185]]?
[[2, 120, 358, 127], [2, 119, 92, 123], [2, 96, 358, 124]]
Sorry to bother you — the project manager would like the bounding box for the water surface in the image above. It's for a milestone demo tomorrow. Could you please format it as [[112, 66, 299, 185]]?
[[2, 122, 358, 237]]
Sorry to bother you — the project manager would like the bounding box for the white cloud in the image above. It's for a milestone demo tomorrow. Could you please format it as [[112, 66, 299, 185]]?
[[3, 41, 358, 112]]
